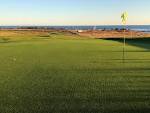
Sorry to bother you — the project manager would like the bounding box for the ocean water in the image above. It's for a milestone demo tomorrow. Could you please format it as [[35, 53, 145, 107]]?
[[50, 25, 150, 32], [0, 25, 150, 32]]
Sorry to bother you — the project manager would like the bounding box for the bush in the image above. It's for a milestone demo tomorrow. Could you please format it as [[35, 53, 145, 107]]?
[[0, 37, 10, 43]]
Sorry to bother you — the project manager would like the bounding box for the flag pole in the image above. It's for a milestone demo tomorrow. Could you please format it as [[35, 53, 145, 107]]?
[[123, 24, 126, 63], [121, 12, 128, 63]]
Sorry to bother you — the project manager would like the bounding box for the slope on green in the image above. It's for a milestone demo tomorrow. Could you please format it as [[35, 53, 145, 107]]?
[[0, 36, 150, 113]]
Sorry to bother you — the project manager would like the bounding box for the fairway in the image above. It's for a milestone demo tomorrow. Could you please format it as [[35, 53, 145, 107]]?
[[0, 37, 150, 113]]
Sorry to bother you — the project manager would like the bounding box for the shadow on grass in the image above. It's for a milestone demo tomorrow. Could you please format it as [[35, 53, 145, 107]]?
[[96, 50, 150, 52], [103, 38, 150, 50], [101, 38, 150, 63]]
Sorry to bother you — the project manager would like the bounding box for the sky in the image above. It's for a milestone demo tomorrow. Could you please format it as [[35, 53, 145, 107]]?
[[0, 0, 150, 25]]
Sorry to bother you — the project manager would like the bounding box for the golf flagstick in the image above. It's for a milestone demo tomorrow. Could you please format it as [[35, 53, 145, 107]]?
[[123, 26, 125, 63], [121, 12, 128, 63]]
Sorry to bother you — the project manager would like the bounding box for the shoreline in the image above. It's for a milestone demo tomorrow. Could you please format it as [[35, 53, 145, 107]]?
[[74, 29, 150, 39], [0, 29, 150, 39]]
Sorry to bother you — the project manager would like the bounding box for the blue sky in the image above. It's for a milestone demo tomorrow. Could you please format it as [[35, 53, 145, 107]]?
[[0, 0, 150, 25]]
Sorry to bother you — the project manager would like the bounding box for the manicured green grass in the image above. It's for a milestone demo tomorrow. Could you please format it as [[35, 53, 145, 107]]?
[[0, 36, 150, 113]]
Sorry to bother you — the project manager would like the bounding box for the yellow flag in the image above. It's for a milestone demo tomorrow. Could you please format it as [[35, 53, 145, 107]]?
[[121, 12, 128, 25]]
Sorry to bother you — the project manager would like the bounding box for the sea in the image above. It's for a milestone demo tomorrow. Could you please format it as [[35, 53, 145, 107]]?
[[0, 25, 150, 32]]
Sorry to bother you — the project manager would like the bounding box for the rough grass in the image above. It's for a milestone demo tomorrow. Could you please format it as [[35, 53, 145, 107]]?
[[0, 34, 150, 113]]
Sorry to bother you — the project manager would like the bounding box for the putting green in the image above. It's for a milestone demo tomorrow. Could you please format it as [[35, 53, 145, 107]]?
[[0, 37, 150, 113]]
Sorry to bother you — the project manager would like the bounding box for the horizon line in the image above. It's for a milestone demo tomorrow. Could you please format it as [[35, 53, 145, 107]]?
[[0, 24, 150, 26]]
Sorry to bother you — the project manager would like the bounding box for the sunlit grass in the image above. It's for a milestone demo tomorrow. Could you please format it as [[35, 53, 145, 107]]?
[[0, 34, 149, 113]]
